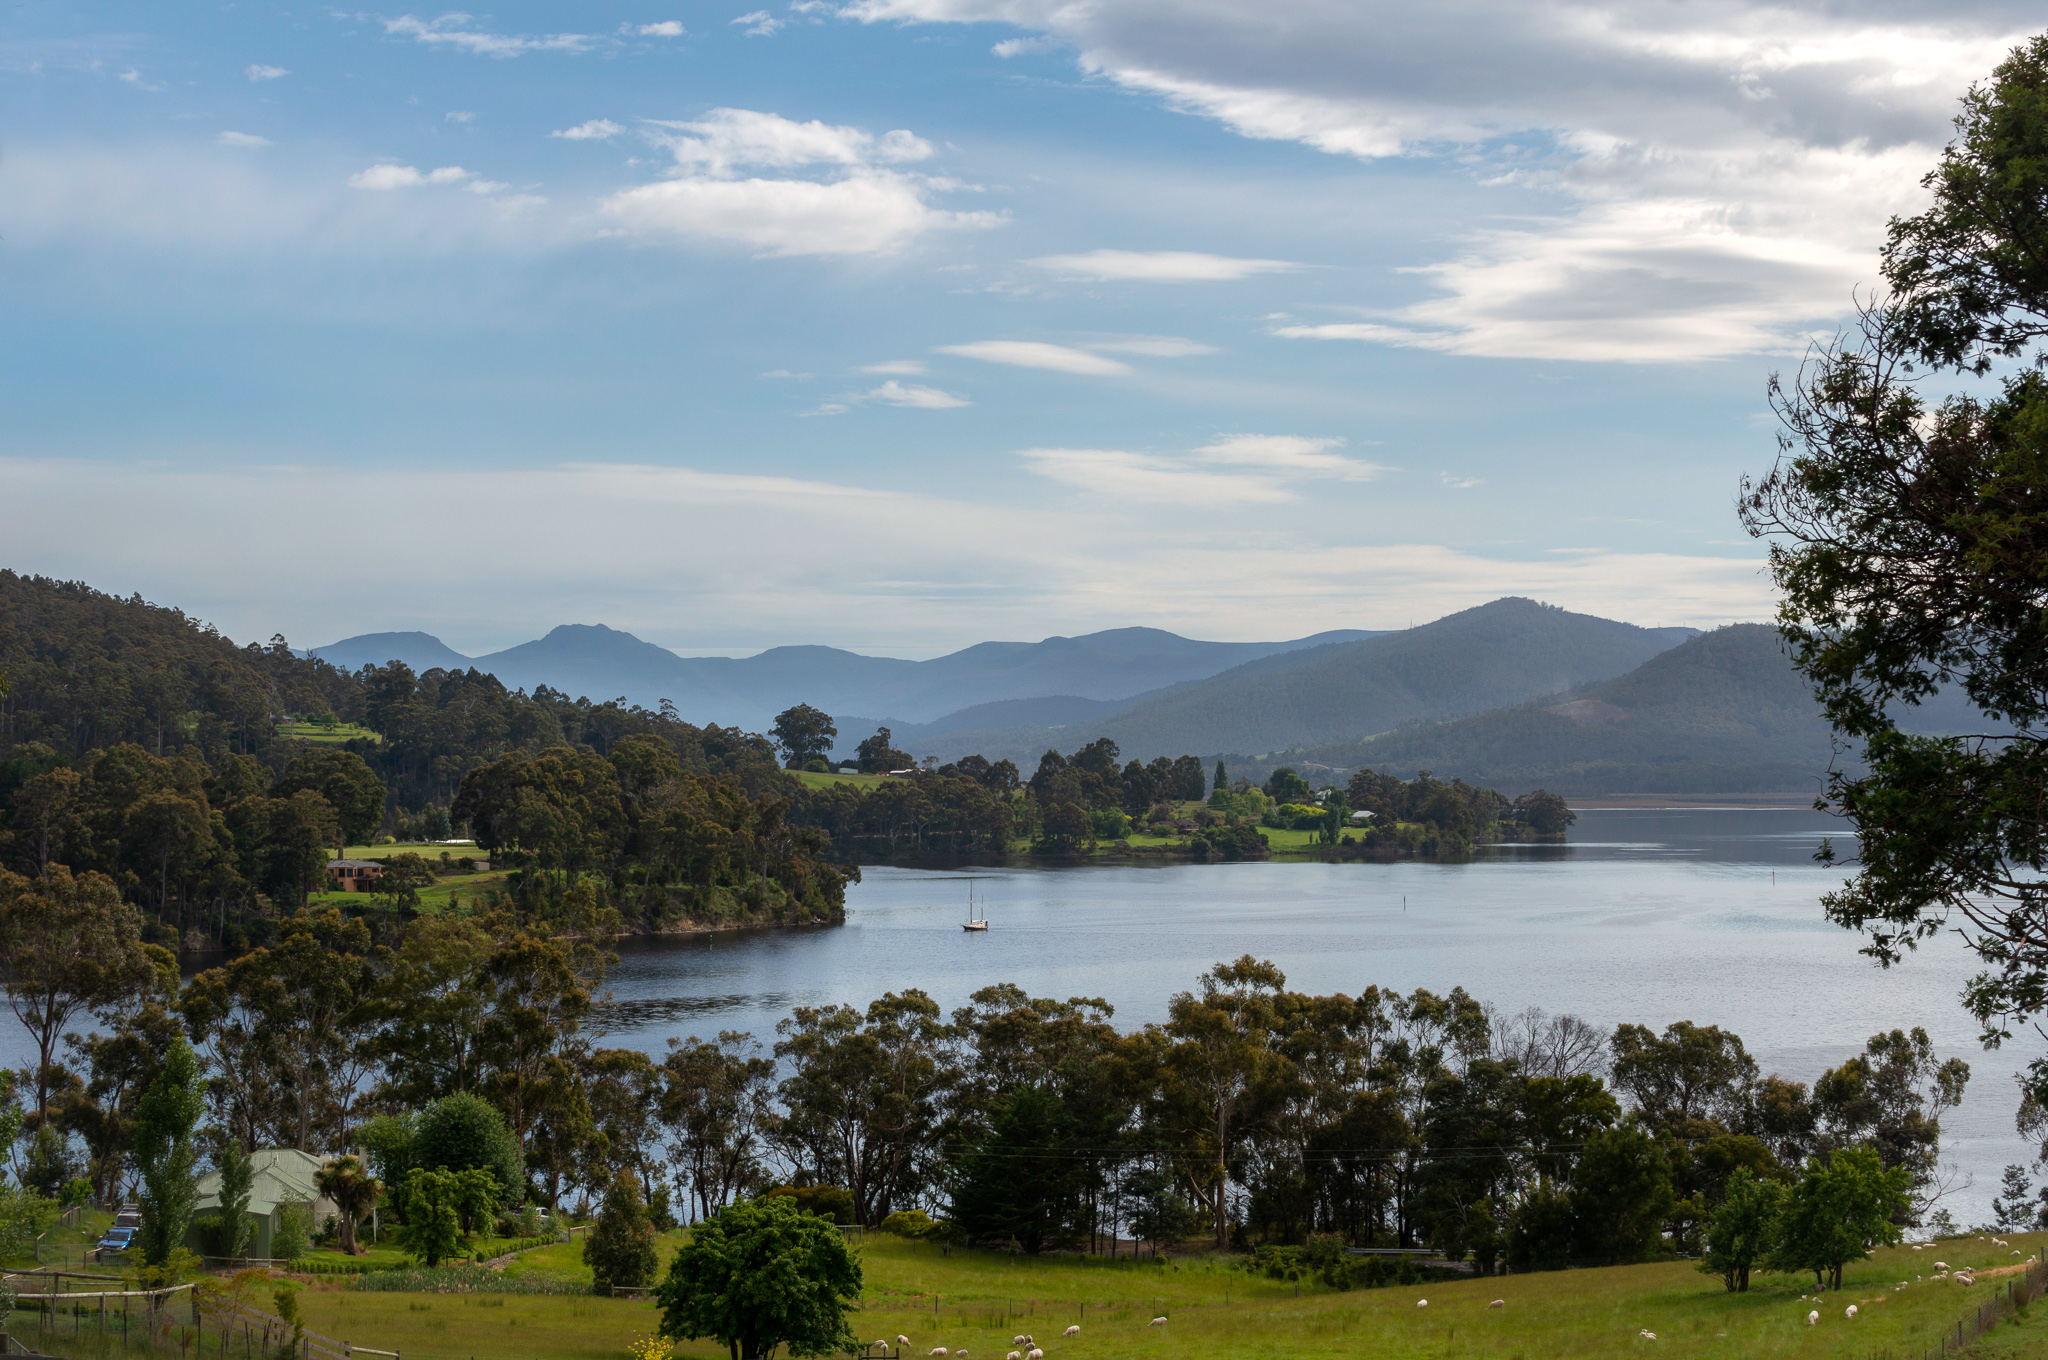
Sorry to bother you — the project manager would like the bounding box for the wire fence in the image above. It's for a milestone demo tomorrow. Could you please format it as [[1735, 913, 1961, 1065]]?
[[1858, 1257, 2047, 1360]]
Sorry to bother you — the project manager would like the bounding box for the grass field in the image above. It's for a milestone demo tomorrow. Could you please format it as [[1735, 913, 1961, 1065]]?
[[276, 721, 381, 745], [270, 1231, 2048, 1360], [792, 770, 891, 790]]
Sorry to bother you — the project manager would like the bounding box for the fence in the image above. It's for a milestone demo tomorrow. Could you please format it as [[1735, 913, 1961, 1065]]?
[[1860, 1257, 2048, 1360], [2, 1271, 397, 1360]]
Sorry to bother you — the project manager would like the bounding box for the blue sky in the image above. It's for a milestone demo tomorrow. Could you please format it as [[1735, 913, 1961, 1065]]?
[[1, 1, 2031, 655]]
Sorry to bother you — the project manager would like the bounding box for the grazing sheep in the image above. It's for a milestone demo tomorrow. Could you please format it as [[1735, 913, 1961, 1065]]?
[[1026, 1348, 1042, 1360], [1934, 1262, 1948, 1271], [899, 1338, 912, 1348], [1064, 1327, 1080, 1338], [1913, 1244, 1924, 1251], [1415, 1300, 1428, 1309], [930, 1348, 948, 1355], [1148, 1318, 1168, 1327], [1639, 1330, 1657, 1340], [1487, 1300, 1504, 1310], [1005, 1352, 1019, 1360], [1013, 1339, 1027, 1347], [1807, 1312, 1818, 1326], [1845, 1306, 1858, 1319]]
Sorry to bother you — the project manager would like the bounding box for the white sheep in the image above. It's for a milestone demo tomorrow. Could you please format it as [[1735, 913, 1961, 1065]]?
[[1026, 1348, 1042, 1360], [875, 1343, 889, 1353], [1005, 1351, 1019, 1359], [1012, 1339, 1027, 1347], [899, 1338, 912, 1348], [1913, 1244, 1924, 1251], [1845, 1305, 1858, 1319], [1063, 1326, 1080, 1338], [929, 1348, 948, 1355], [2015, 1250, 2026, 1257], [1487, 1299, 1504, 1310], [1639, 1330, 1657, 1340], [1147, 1318, 1167, 1328], [1807, 1312, 1818, 1326], [1416, 1299, 1428, 1309], [1934, 1261, 1948, 1271]]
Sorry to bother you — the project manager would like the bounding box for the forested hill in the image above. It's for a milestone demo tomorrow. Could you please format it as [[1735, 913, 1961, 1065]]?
[[911, 598, 1697, 764]]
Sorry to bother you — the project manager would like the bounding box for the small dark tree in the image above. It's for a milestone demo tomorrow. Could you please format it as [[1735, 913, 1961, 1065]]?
[[133, 1036, 205, 1268], [772, 706, 838, 771], [949, 1085, 1075, 1254], [1991, 1163, 2035, 1232], [275, 749, 386, 854], [585, 1173, 661, 1294], [216, 1139, 255, 1261], [656, 1194, 862, 1360], [854, 728, 913, 775]]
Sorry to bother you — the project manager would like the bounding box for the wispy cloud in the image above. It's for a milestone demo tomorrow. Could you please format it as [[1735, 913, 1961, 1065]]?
[[1021, 447, 1291, 506], [732, 10, 784, 35], [600, 109, 1000, 257], [382, 14, 595, 57], [867, 380, 970, 408], [1027, 249, 1301, 282], [552, 119, 622, 141], [216, 131, 273, 148], [637, 20, 686, 37], [1440, 471, 1483, 489], [858, 359, 927, 375], [244, 64, 288, 81], [1083, 335, 1216, 357], [936, 341, 1130, 376], [1198, 434, 1387, 481], [348, 163, 472, 190]]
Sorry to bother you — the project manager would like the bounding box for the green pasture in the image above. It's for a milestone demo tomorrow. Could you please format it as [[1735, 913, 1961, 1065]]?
[[792, 770, 892, 790], [276, 721, 381, 745], [267, 1231, 2048, 1360]]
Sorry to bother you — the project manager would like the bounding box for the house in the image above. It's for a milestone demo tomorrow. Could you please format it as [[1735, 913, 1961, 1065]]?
[[187, 1148, 339, 1260], [326, 859, 383, 891]]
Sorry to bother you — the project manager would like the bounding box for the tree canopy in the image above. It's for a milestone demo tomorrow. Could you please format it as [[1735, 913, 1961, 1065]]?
[[656, 1193, 862, 1360]]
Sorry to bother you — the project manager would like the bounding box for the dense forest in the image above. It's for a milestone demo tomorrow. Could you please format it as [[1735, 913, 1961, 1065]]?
[[0, 572, 853, 944]]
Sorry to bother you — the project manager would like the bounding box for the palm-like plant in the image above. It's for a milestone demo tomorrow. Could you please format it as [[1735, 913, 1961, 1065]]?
[[315, 1155, 380, 1255]]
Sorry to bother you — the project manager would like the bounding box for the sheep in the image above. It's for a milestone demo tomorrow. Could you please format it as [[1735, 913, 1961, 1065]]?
[[899, 1338, 912, 1348], [1913, 1243, 1924, 1251], [1148, 1318, 1168, 1328], [1639, 1330, 1657, 1340], [1415, 1300, 1428, 1309], [1934, 1261, 1948, 1271], [1845, 1305, 1858, 1319], [930, 1348, 948, 1355], [1063, 1327, 1080, 1338], [1005, 1352, 1019, 1360], [1487, 1299, 1504, 1310], [1807, 1312, 1819, 1326], [1013, 1339, 1028, 1347], [1026, 1348, 1043, 1360]]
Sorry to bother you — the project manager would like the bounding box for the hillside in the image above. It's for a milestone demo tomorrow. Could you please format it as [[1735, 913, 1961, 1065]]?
[[903, 599, 1696, 764], [311, 623, 1386, 730], [1289, 623, 1985, 797]]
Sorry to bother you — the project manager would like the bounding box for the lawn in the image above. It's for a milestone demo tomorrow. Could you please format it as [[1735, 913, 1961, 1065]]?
[[269, 1231, 2048, 1360]]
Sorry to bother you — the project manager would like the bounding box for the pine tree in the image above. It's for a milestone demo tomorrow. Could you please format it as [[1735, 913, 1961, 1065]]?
[[585, 1174, 660, 1294]]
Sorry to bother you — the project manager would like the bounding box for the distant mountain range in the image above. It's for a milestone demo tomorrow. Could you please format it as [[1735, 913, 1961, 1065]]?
[[886, 598, 1699, 765], [309, 623, 1387, 734], [1238, 623, 1987, 798]]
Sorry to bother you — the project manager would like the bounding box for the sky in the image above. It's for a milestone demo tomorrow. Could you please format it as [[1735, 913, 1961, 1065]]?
[[0, 1, 2034, 657]]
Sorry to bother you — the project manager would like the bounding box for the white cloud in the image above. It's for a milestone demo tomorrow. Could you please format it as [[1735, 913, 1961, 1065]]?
[[936, 341, 1130, 376], [992, 36, 1058, 58], [216, 131, 272, 149], [839, 0, 2030, 361], [1028, 249, 1301, 282], [244, 64, 288, 82], [1021, 447, 1291, 506], [1083, 335, 1215, 357], [638, 21, 686, 37], [858, 359, 927, 374], [464, 179, 511, 195], [553, 119, 623, 141], [602, 109, 997, 256], [1441, 472, 1483, 489], [446, 110, 476, 123], [348, 163, 472, 190], [867, 380, 971, 408], [1197, 434, 1387, 481], [117, 68, 161, 91], [382, 14, 595, 57], [645, 108, 932, 174], [732, 10, 784, 35]]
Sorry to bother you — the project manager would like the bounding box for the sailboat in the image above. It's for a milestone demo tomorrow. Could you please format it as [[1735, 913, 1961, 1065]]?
[[962, 881, 989, 931]]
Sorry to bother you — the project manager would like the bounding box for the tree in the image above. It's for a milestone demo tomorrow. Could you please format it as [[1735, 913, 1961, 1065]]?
[[948, 1085, 1075, 1253], [1162, 956, 1289, 1250], [1609, 1021, 1757, 1135], [771, 706, 838, 771], [1264, 768, 1311, 803], [1511, 790, 1575, 836], [1768, 1147, 1910, 1290], [1992, 1163, 2036, 1232], [133, 1036, 206, 1268], [662, 1032, 775, 1223], [373, 853, 437, 913], [391, 1168, 464, 1266], [1736, 36, 2048, 1055], [656, 1194, 862, 1360], [1212, 761, 1227, 797], [1699, 1168, 1784, 1292], [215, 1139, 256, 1261], [0, 866, 153, 1126], [275, 749, 386, 854], [314, 1155, 379, 1255], [1569, 1122, 1674, 1265], [413, 1091, 526, 1206], [273, 1202, 314, 1263], [586, 1173, 661, 1294], [853, 728, 912, 775]]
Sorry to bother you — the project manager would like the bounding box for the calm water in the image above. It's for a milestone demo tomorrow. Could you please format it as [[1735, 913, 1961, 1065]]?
[[596, 808, 2040, 1225]]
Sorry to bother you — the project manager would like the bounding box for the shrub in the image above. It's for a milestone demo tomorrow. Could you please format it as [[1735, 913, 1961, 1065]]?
[[764, 1184, 856, 1224], [879, 1209, 934, 1237], [272, 1203, 313, 1263], [585, 1176, 660, 1295]]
